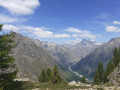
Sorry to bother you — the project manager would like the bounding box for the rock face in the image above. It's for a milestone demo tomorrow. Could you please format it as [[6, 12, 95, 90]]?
[[13, 33, 79, 82], [71, 37, 120, 78], [70, 39, 99, 61], [108, 63, 120, 86], [33, 39, 76, 67], [33, 39, 100, 67], [13, 33, 56, 81]]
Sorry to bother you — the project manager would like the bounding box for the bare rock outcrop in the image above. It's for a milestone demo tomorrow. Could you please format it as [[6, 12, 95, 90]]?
[[108, 63, 120, 86]]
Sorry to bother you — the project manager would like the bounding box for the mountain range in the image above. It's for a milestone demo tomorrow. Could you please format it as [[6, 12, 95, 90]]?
[[33, 38, 100, 66], [71, 37, 120, 79], [69, 39, 102, 61], [12, 33, 102, 82], [13, 32, 120, 83]]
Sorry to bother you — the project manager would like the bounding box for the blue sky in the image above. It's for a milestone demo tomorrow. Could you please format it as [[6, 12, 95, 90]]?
[[0, 0, 120, 43]]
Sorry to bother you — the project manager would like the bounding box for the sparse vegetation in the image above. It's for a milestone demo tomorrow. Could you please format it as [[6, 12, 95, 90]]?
[[80, 76, 86, 84], [50, 65, 61, 84], [38, 65, 61, 84], [36, 83, 92, 90]]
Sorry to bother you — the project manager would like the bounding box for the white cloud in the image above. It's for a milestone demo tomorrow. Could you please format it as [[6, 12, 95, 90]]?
[[65, 27, 90, 33], [73, 34, 78, 37], [64, 27, 100, 39], [72, 33, 100, 39], [54, 34, 70, 38], [113, 21, 120, 25], [79, 34, 100, 39], [2, 24, 71, 38], [3, 24, 19, 32], [0, 14, 26, 24], [0, 0, 40, 15], [0, 14, 17, 23], [65, 27, 82, 33], [105, 26, 120, 32], [32, 28, 54, 38]]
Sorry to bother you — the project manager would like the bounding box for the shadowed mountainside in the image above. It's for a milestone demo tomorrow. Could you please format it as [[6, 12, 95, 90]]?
[[71, 37, 120, 79]]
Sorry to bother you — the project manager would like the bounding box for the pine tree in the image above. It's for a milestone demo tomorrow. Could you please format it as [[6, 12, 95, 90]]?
[[118, 47, 120, 63], [106, 61, 115, 75], [50, 65, 61, 84], [98, 62, 104, 83], [93, 62, 104, 84], [113, 48, 119, 66], [80, 76, 86, 83], [38, 69, 46, 83], [103, 61, 115, 83], [103, 71, 108, 83], [0, 25, 17, 88], [94, 47, 120, 84], [93, 70, 101, 84], [46, 68, 52, 82]]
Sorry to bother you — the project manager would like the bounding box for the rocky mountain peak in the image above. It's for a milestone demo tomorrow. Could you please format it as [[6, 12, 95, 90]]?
[[79, 39, 95, 46], [109, 37, 120, 43]]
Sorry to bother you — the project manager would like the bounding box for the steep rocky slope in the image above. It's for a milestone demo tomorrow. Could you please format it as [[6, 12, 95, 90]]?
[[71, 37, 120, 78], [13, 33, 79, 81], [108, 63, 120, 86], [33, 39, 100, 67], [33, 40, 76, 66], [13, 34, 56, 81], [70, 39, 100, 61]]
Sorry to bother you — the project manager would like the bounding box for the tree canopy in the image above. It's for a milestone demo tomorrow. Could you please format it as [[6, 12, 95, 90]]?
[[0, 25, 17, 89]]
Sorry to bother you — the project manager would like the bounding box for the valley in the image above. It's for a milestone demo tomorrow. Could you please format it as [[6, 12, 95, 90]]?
[[69, 63, 83, 78], [13, 33, 101, 82], [1, 0, 120, 89], [1, 31, 120, 90]]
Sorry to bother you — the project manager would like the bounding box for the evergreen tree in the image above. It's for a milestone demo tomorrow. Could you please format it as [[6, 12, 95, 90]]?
[[98, 62, 104, 82], [106, 61, 115, 75], [0, 25, 17, 88], [38, 69, 46, 83], [113, 48, 119, 66], [46, 68, 52, 82], [80, 76, 86, 83], [93, 70, 101, 84], [118, 47, 120, 56], [103, 71, 108, 83], [113, 48, 118, 57], [93, 62, 104, 84], [50, 65, 61, 84], [94, 47, 120, 84], [103, 61, 115, 83]]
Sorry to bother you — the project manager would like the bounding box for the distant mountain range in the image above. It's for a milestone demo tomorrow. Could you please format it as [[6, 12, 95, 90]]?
[[33, 39, 102, 65], [12, 33, 106, 82], [71, 37, 120, 79], [69, 39, 102, 61], [33, 39, 75, 67]]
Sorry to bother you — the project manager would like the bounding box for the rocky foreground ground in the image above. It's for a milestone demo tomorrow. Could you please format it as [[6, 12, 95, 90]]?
[[31, 81, 120, 90], [68, 81, 120, 90]]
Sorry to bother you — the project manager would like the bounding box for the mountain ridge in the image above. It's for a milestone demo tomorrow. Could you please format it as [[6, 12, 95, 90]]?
[[13, 33, 79, 82], [71, 37, 120, 79]]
